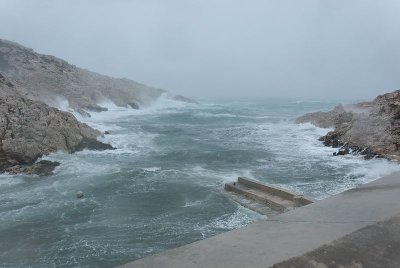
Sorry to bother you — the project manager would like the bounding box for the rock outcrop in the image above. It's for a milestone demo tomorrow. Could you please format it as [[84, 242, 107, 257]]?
[[0, 38, 196, 116], [0, 74, 113, 175], [296, 90, 400, 161]]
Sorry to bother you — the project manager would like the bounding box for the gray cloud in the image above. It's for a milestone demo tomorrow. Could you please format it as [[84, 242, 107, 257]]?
[[0, 0, 399, 100]]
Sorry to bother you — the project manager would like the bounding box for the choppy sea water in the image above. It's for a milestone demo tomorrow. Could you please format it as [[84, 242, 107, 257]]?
[[1, 96, 400, 267]]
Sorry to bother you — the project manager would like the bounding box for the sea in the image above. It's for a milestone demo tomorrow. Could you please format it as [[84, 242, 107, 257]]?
[[1, 95, 399, 267]]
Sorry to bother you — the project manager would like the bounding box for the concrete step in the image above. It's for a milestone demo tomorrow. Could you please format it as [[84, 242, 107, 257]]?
[[224, 177, 313, 213]]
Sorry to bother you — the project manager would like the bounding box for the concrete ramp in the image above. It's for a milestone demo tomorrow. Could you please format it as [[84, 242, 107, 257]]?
[[224, 177, 313, 213]]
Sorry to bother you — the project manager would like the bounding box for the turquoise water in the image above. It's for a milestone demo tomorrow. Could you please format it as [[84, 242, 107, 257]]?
[[1, 96, 399, 267]]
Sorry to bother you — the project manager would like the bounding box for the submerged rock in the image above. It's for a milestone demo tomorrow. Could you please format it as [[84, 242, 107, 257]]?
[[296, 90, 400, 161]]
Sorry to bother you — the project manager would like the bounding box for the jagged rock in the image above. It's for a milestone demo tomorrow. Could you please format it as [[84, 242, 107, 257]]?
[[0, 74, 113, 175], [333, 148, 350, 156], [5, 160, 60, 176], [0, 38, 196, 114], [296, 90, 400, 160], [71, 137, 115, 152], [128, 102, 139, 109], [76, 108, 91, 118]]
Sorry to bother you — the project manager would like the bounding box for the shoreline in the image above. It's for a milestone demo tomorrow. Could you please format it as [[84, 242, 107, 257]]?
[[120, 171, 400, 268]]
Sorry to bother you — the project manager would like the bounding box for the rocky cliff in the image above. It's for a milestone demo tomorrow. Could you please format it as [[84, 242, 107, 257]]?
[[296, 91, 400, 161], [0, 74, 113, 175], [0, 38, 194, 116]]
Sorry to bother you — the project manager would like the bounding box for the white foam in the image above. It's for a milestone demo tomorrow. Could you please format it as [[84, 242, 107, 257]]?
[[210, 119, 400, 200], [274, 150, 400, 200], [67, 94, 197, 135], [52, 95, 74, 113], [96, 94, 193, 117], [195, 207, 265, 238], [143, 93, 193, 112], [239, 121, 334, 159], [186, 165, 255, 187], [42, 151, 121, 178], [182, 200, 204, 207], [195, 112, 271, 119], [141, 167, 161, 172], [349, 158, 400, 179]]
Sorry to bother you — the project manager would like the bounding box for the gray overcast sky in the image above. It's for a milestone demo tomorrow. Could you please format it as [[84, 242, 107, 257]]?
[[0, 0, 399, 100]]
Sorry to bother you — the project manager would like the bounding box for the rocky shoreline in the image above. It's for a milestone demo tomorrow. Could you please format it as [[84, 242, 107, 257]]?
[[296, 90, 400, 161]]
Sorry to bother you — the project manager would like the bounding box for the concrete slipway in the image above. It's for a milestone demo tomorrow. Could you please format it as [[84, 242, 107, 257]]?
[[120, 172, 400, 268]]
